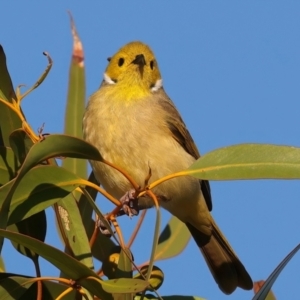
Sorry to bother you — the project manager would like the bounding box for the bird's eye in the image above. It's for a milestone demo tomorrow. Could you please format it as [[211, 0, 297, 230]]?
[[107, 57, 111, 62], [150, 60, 154, 70], [118, 58, 125, 67]]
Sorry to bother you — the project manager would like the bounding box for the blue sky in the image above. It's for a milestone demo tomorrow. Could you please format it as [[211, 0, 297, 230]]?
[[1, 2, 300, 299]]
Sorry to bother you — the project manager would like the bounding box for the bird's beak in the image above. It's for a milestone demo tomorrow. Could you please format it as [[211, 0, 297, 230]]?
[[131, 54, 146, 77]]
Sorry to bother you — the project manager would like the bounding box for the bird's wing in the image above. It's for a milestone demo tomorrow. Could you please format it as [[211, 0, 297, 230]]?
[[156, 89, 212, 211]]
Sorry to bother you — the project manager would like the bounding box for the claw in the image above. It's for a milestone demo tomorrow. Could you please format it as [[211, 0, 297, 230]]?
[[97, 218, 113, 237], [119, 189, 139, 218]]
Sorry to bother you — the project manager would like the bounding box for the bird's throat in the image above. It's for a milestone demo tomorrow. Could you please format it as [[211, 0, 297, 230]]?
[[107, 82, 151, 103]]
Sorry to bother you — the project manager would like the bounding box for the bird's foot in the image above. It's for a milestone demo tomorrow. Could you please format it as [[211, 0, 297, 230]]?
[[118, 189, 139, 218], [97, 218, 112, 237]]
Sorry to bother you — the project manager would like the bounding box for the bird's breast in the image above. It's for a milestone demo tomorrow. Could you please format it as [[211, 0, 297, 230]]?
[[83, 89, 201, 220]]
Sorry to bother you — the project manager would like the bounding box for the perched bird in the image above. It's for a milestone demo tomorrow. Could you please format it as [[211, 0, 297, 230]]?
[[83, 41, 253, 294]]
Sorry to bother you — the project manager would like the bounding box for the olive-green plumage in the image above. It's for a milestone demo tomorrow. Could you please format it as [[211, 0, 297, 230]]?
[[83, 41, 253, 294]]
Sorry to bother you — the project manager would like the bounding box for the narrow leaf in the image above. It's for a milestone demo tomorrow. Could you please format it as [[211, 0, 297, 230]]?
[[155, 216, 190, 261], [0, 165, 80, 225], [114, 248, 134, 300], [18, 135, 102, 175], [9, 129, 33, 166], [0, 275, 33, 300], [134, 265, 164, 291], [0, 147, 16, 186], [186, 144, 300, 180], [8, 211, 46, 260], [252, 243, 300, 300], [0, 256, 5, 272], [0, 230, 148, 296], [253, 281, 276, 300], [103, 278, 148, 294], [134, 296, 205, 300], [0, 273, 79, 300], [20, 280, 79, 300], [63, 12, 87, 179], [102, 246, 122, 279], [0, 45, 21, 148], [116, 248, 133, 279], [56, 196, 94, 270], [79, 172, 117, 262], [0, 134, 102, 250], [0, 229, 112, 299]]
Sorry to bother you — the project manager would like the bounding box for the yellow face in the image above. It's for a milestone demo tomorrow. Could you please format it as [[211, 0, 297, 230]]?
[[104, 41, 162, 100]]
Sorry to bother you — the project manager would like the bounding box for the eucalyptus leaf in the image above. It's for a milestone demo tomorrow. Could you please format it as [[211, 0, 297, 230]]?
[[186, 144, 300, 180], [155, 216, 190, 261], [0, 229, 111, 299], [0, 165, 80, 225], [0, 147, 15, 186], [63, 14, 87, 179], [252, 243, 300, 300], [0, 45, 21, 148], [8, 211, 46, 260], [0, 275, 33, 300]]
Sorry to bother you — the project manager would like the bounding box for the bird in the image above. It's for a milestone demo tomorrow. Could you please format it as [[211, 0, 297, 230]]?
[[83, 41, 253, 294]]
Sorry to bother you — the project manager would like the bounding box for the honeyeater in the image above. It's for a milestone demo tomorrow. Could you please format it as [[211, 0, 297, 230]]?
[[83, 41, 253, 294]]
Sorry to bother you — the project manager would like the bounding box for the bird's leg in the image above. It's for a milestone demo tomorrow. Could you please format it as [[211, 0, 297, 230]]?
[[117, 192, 155, 217], [97, 192, 153, 236], [97, 165, 156, 235], [94, 213, 114, 237], [118, 165, 153, 217], [98, 218, 112, 237], [118, 189, 139, 217]]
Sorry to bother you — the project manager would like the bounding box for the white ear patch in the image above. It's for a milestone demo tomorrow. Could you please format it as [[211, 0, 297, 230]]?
[[151, 79, 163, 92], [103, 73, 116, 85]]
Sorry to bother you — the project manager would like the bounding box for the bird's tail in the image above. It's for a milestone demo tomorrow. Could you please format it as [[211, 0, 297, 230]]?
[[186, 218, 253, 294]]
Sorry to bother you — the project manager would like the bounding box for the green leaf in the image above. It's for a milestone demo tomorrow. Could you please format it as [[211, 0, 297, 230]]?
[[82, 187, 116, 240], [0, 165, 80, 225], [116, 248, 133, 279], [18, 135, 102, 174], [0, 147, 16, 186], [91, 221, 117, 262], [0, 46, 16, 101], [0, 256, 5, 272], [0, 275, 33, 300], [9, 129, 33, 166], [0, 135, 102, 251], [265, 290, 276, 300], [20, 280, 79, 300], [147, 200, 161, 283], [103, 278, 148, 294], [161, 297, 205, 300], [62, 14, 87, 180], [0, 230, 111, 299], [58, 19, 89, 266], [0, 230, 148, 297], [102, 246, 122, 279], [115, 249, 133, 300], [0, 45, 21, 148], [78, 172, 117, 262], [134, 265, 164, 291], [134, 296, 205, 300], [0, 273, 79, 300], [187, 144, 300, 180], [155, 216, 190, 261], [252, 243, 300, 300], [56, 195, 94, 270], [8, 211, 46, 260]]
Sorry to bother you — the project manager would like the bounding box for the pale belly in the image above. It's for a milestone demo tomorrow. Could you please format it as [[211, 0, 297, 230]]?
[[86, 129, 201, 221], [83, 93, 202, 221]]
